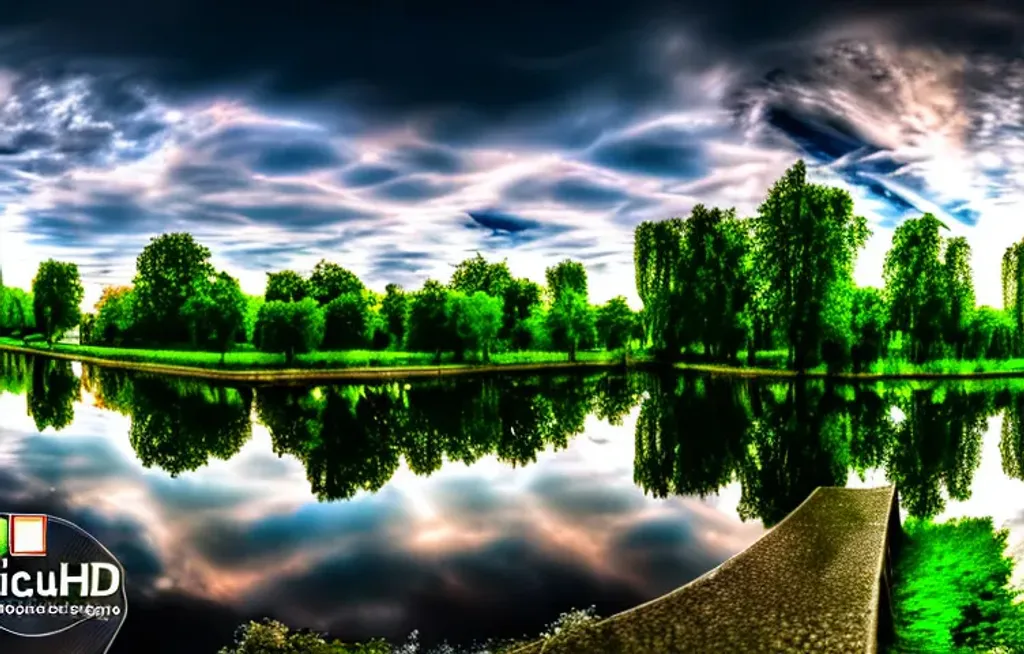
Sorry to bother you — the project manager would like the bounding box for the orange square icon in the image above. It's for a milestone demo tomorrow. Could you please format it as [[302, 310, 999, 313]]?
[[10, 515, 47, 557]]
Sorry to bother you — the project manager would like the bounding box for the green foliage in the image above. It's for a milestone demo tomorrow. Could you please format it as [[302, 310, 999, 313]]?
[[545, 259, 588, 303], [0, 286, 35, 334], [445, 290, 503, 361], [379, 283, 408, 349], [243, 295, 264, 344], [596, 296, 636, 350], [218, 618, 389, 654], [893, 517, 1024, 653], [546, 290, 595, 362], [181, 271, 248, 361], [849, 287, 887, 372], [265, 270, 310, 303], [308, 260, 364, 306], [322, 292, 372, 350], [449, 252, 513, 297], [1003, 239, 1024, 355], [752, 160, 869, 370], [32, 259, 84, 343], [26, 358, 80, 431], [884, 214, 949, 363], [92, 286, 136, 345], [132, 232, 215, 343], [406, 279, 450, 359], [255, 298, 325, 363], [502, 277, 542, 347], [943, 237, 976, 358]]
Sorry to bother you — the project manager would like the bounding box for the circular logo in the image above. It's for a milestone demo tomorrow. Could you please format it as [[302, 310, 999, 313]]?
[[0, 514, 127, 654]]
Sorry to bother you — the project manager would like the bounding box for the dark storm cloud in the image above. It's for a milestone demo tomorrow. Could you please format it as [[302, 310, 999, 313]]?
[[338, 164, 401, 188], [25, 193, 169, 244], [191, 124, 347, 175], [503, 175, 631, 210], [165, 161, 254, 193], [369, 176, 460, 202], [367, 250, 435, 280], [200, 201, 378, 228], [0, 1, 678, 121], [587, 125, 710, 179], [529, 473, 647, 517], [466, 210, 541, 234]]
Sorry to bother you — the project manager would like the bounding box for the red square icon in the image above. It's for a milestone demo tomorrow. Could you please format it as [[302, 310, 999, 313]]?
[[10, 515, 47, 557]]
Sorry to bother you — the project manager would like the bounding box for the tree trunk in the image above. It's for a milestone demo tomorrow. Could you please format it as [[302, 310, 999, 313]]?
[[220, 349, 227, 366], [569, 341, 577, 363], [286, 347, 295, 366]]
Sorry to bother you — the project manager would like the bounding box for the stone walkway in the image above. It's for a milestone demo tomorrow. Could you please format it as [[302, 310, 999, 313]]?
[[512, 485, 899, 654]]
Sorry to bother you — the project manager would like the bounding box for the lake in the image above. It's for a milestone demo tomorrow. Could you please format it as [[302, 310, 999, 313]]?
[[0, 353, 1022, 652]]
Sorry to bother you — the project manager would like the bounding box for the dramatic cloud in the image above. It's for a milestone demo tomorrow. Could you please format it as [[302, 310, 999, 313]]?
[[0, 0, 1022, 310]]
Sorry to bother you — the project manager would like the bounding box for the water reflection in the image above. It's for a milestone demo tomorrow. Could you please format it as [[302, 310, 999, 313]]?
[[1, 353, 1023, 650]]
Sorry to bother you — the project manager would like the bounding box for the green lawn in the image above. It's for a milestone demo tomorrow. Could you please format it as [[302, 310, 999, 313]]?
[[0, 337, 625, 371]]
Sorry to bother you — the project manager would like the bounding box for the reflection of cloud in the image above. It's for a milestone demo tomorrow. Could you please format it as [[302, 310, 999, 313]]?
[[0, 394, 761, 647]]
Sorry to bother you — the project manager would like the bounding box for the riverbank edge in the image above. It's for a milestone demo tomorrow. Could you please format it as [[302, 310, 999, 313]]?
[[5, 341, 1024, 382], [0, 342, 629, 383]]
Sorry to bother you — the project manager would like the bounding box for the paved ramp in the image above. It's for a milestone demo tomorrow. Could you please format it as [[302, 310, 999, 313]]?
[[513, 485, 900, 654]]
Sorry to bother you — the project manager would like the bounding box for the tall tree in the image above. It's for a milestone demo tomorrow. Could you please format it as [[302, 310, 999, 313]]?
[[406, 279, 451, 362], [884, 213, 948, 363], [545, 259, 588, 303], [181, 271, 247, 363], [446, 291, 503, 361], [264, 270, 309, 303], [380, 283, 409, 349], [1002, 239, 1024, 355], [634, 218, 686, 357], [449, 253, 513, 297], [32, 259, 84, 344], [132, 233, 215, 343], [942, 236, 975, 359], [254, 298, 325, 364], [546, 290, 595, 362], [752, 160, 869, 370], [596, 296, 636, 350], [307, 260, 364, 306]]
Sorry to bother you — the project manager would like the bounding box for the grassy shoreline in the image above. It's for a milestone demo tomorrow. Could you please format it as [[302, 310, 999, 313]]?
[[0, 338, 629, 383], [7, 338, 1024, 382]]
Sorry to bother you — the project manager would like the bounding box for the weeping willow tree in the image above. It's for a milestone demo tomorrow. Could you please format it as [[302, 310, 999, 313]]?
[[1002, 240, 1024, 355], [634, 218, 686, 356]]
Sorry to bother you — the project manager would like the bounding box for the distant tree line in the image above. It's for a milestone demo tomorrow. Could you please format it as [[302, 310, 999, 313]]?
[[28, 233, 638, 363], [635, 159, 1024, 371]]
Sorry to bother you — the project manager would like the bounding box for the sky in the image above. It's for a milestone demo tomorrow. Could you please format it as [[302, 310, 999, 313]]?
[[1, 1, 1024, 309]]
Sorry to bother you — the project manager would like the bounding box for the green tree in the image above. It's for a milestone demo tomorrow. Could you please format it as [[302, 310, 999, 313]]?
[[264, 270, 309, 303], [380, 283, 408, 349], [966, 306, 1015, 359], [884, 214, 948, 363], [545, 259, 588, 303], [181, 271, 247, 363], [752, 161, 869, 370], [242, 295, 264, 344], [0, 287, 35, 335], [546, 290, 595, 362], [634, 218, 686, 356], [219, 619, 389, 654], [93, 286, 136, 345], [502, 277, 543, 348], [32, 259, 84, 344], [1002, 239, 1024, 355], [406, 279, 451, 361], [132, 233, 215, 343], [255, 298, 325, 364], [850, 287, 887, 371], [942, 236, 975, 358], [322, 292, 371, 349], [595, 296, 636, 350], [449, 252, 513, 297], [446, 290, 503, 361], [308, 260, 364, 306]]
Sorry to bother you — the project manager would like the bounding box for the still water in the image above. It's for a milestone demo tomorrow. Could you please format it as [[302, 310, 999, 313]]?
[[0, 353, 1022, 652]]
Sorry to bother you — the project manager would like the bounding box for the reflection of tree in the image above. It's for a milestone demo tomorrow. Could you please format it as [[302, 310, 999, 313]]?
[[885, 388, 989, 519], [0, 353, 29, 395], [26, 357, 80, 432], [736, 383, 850, 527], [634, 374, 750, 499], [122, 375, 253, 476], [256, 373, 616, 500], [1000, 391, 1024, 481], [592, 374, 643, 426]]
